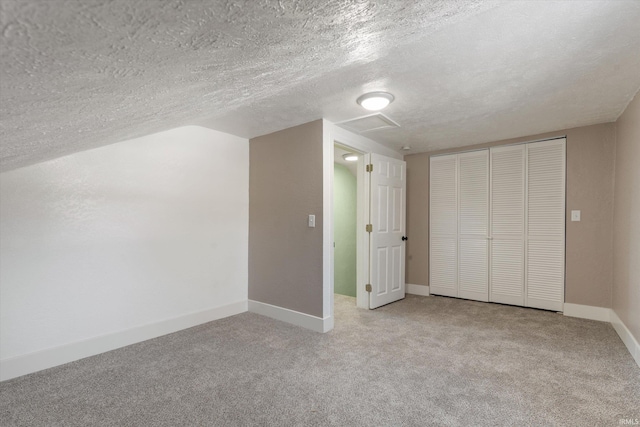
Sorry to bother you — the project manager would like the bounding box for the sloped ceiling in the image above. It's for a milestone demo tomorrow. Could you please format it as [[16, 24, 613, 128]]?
[[1, 0, 639, 172]]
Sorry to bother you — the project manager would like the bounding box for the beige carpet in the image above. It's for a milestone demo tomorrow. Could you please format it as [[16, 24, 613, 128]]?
[[1, 294, 638, 426]]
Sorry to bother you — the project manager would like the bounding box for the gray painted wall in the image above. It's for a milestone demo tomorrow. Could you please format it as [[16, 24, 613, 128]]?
[[248, 120, 324, 317], [612, 91, 640, 343]]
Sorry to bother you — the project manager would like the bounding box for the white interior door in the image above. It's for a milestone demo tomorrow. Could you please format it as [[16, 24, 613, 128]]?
[[458, 150, 489, 302], [368, 153, 406, 309]]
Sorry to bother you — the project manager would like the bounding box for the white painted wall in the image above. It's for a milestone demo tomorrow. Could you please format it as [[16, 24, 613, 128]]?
[[0, 126, 249, 380]]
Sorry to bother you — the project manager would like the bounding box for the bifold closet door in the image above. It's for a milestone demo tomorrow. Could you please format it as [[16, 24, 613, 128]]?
[[429, 155, 457, 297], [489, 145, 525, 306], [430, 139, 565, 310], [489, 139, 565, 310], [526, 139, 565, 311], [458, 151, 489, 301], [430, 151, 488, 302]]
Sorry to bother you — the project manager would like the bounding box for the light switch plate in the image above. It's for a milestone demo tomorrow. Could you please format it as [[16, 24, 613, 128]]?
[[571, 210, 581, 222], [308, 214, 315, 228]]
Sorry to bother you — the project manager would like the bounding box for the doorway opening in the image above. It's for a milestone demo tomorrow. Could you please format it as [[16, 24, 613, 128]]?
[[333, 143, 363, 307], [334, 145, 360, 301], [326, 131, 407, 322]]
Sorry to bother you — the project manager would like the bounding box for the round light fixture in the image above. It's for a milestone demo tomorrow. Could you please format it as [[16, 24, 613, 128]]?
[[342, 153, 358, 162], [356, 91, 395, 111]]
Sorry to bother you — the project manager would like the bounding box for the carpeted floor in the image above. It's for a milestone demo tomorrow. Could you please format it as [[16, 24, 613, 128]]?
[[1, 294, 638, 426]]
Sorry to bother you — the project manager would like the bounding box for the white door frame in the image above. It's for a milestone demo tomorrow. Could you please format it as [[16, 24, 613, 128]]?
[[322, 120, 404, 317], [333, 142, 368, 308]]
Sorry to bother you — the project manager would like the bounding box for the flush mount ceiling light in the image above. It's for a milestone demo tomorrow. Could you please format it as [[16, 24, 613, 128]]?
[[356, 91, 395, 111], [342, 153, 358, 162]]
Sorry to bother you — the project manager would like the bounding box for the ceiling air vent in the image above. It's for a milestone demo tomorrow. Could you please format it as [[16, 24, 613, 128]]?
[[336, 113, 400, 134]]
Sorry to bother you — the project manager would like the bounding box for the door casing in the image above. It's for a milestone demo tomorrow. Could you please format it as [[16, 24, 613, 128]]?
[[323, 121, 405, 317]]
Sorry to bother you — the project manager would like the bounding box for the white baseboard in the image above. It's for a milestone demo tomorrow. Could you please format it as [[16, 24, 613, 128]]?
[[563, 303, 611, 322], [2, 298, 635, 382], [248, 300, 333, 333], [563, 304, 639, 369], [406, 284, 430, 296], [610, 310, 640, 369], [0, 300, 248, 382]]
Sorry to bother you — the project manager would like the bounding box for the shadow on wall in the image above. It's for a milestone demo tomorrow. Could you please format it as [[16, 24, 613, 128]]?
[[334, 163, 357, 297]]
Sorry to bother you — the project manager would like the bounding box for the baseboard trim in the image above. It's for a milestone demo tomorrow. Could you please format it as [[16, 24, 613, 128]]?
[[248, 300, 333, 333], [563, 303, 611, 322], [0, 300, 248, 382], [406, 284, 430, 296], [562, 304, 639, 368], [610, 310, 640, 369]]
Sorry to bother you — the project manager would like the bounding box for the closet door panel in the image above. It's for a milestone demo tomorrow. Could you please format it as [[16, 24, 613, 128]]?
[[458, 151, 489, 301], [459, 151, 488, 236], [527, 141, 566, 237], [526, 139, 566, 311], [430, 155, 457, 234], [489, 145, 525, 305], [527, 240, 564, 310], [491, 146, 525, 236], [430, 155, 458, 297], [459, 239, 488, 301], [430, 237, 458, 297], [490, 240, 524, 306]]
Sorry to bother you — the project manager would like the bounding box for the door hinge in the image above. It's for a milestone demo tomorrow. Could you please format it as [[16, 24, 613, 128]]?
[[366, 164, 373, 173], [366, 224, 373, 233], [365, 284, 372, 292]]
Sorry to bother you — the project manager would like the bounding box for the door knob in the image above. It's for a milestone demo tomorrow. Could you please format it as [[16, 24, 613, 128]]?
[[402, 236, 408, 241]]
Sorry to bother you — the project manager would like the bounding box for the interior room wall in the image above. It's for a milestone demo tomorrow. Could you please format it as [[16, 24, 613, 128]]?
[[612, 91, 640, 345], [405, 123, 616, 308], [333, 163, 357, 297], [0, 126, 249, 380], [249, 120, 324, 317], [406, 152, 430, 289]]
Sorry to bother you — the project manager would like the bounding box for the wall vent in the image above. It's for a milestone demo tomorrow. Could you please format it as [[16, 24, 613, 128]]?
[[336, 113, 400, 134]]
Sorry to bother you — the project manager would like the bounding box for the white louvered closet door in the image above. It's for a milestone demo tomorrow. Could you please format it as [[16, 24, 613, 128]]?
[[458, 151, 489, 302], [526, 139, 566, 311], [429, 154, 458, 298], [489, 145, 526, 306]]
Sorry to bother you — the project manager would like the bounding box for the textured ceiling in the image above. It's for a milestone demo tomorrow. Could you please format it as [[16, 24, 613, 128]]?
[[1, 0, 640, 171]]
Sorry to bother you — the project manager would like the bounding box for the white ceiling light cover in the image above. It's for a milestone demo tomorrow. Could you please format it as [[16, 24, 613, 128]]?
[[356, 92, 395, 111]]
